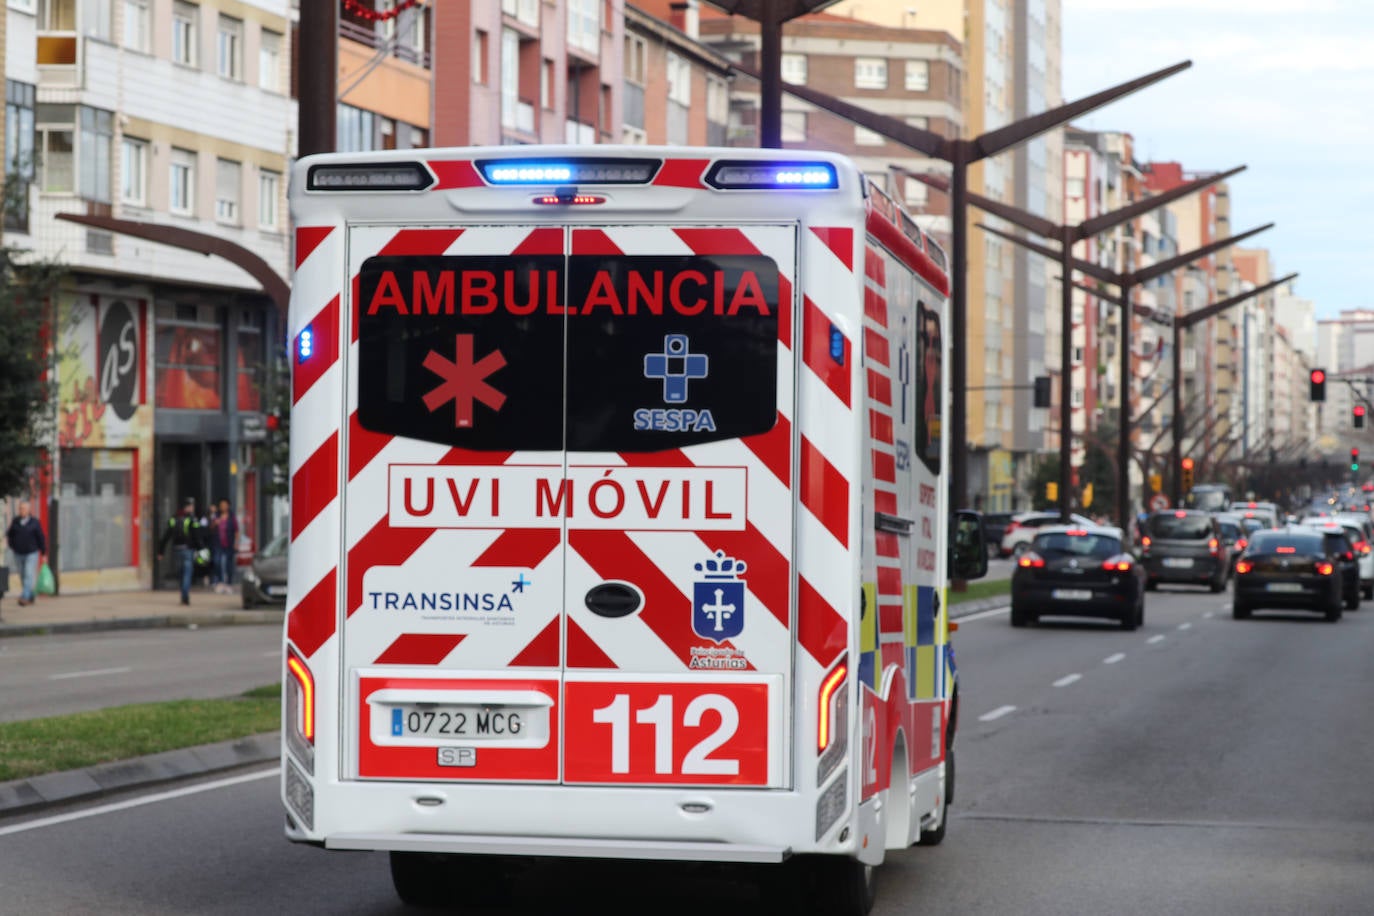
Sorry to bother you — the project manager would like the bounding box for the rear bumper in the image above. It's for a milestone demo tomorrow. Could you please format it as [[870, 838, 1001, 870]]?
[[1013, 583, 1135, 618], [1142, 556, 1224, 583], [1234, 579, 1337, 609], [326, 832, 787, 863]]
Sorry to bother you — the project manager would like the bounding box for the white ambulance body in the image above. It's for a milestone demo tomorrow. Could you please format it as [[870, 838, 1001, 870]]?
[[282, 146, 973, 913]]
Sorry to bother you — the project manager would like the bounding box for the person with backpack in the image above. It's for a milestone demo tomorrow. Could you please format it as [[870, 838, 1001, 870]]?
[[157, 498, 204, 605], [6, 499, 47, 606]]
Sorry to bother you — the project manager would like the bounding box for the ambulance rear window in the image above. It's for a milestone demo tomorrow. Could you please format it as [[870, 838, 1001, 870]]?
[[355, 252, 780, 452]]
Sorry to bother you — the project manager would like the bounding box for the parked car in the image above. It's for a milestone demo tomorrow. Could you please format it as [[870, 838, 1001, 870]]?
[[241, 532, 288, 609], [1010, 524, 1144, 630], [1233, 528, 1343, 622], [981, 512, 1015, 555], [1297, 521, 1362, 609], [1140, 510, 1231, 592], [1000, 511, 1094, 558]]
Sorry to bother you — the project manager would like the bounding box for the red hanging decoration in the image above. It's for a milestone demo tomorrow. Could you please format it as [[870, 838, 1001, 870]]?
[[342, 0, 423, 23]]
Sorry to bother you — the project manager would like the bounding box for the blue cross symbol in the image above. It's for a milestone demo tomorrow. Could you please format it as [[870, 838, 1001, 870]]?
[[511, 574, 531, 593], [643, 334, 709, 403]]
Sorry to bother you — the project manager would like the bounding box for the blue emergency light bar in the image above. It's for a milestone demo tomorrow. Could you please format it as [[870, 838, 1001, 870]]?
[[476, 158, 660, 186], [705, 160, 839, 190], [298, 326, 313, 363]]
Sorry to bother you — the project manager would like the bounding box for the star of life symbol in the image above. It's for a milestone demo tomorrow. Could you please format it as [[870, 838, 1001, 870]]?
[[422, 334, 507, 428], [692, 550, 747, 643], [644, 334, 708, 404]]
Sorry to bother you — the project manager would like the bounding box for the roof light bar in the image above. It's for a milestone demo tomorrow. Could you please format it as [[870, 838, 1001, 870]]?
[[306, 161, 433, 191], [476, 157, 660, 186], [706, 160, 839, 190]]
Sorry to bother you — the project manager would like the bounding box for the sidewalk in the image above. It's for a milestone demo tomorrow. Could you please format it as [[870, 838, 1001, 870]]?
[[0, 584, 282, 637]]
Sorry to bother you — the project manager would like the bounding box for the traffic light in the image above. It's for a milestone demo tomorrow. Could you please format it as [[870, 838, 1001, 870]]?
[[1356, 405, 1367, 429], [1353, 448, 1361, 473], [1181, 456, 1195, 492], [1046, 481, 1059, 502], [1310, 368, 1326, 401]]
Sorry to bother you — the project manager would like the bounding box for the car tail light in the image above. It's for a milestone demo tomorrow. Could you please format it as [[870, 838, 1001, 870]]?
[[1141, 535, 1152, 554], [1174, 511, 1188, 518], [1345, 551, 1355, 562], [1065, 529, 1088, 536], [1208, 537, 1220, 556], [1018, 551, 1046, 568], [1317, 561, 1334, 576], [1101, 555, 1133, 572], [1005, 520, 1021, 532], [1236, 538, 1248, 552], [1358, 541, 1371, 556], [1235, 560, 1253, 574]]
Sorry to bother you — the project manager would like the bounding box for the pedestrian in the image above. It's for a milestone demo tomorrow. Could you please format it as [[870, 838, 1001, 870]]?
[[5, 499, 47, 607], [202, 502, 219, 590], [157, 497, 204, 606], [212, 498, 238, 595]]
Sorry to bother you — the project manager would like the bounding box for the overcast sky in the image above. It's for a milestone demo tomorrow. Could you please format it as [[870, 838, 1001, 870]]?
[[1061, 0, 1373, 319]]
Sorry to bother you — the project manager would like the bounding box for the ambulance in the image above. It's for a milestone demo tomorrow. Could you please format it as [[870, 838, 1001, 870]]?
[[281, 145, 988, 914]]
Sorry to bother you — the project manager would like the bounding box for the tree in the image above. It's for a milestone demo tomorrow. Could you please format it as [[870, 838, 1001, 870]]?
[[0, 249, 65, 497]]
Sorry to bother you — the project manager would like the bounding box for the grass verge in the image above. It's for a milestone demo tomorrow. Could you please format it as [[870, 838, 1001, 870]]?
[[950, 577, 1011, 605], [0, 684, 280, 783]]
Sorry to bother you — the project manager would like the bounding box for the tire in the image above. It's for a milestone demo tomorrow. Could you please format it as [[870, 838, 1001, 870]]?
[[241, 594, 255, 610], [1232, 599, 1251, 620], [917, 747, 953, 846], [1363, 583, 1373, 600], [1344, 586, 1359, 611], [1327, 602, 1344, 622], [1010, 603, 1028, 627], [1144, 580, 1158, 592], [1209, 572, 1226, 594], [803, 855, 878, 916], [389, 853, 511, 909], [1119, 604, 1138, 631]]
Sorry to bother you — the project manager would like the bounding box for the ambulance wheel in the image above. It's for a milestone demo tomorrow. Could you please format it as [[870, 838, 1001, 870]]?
[[917, 747, 953, 846], [390, 852, 511, 909], [804, 855, 877, 916]]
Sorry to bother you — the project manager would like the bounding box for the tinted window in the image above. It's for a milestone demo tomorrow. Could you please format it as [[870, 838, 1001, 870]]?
[[355, 252, 780, 452], [1146, 514, 1213, 540], [1248, 531, 1322, 555], [917, 302, 942, 473], [1033, 533, 1121, 559], [1217, 521, 1242, 540]]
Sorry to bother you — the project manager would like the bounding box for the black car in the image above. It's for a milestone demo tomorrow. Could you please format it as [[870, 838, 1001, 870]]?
[[241, 533, 288, 609], [1306, 525, 1361, 610], [1233, 529, 1343, 622], [1011, 525, 1145, 630], [1140, 510, 1230, 592]]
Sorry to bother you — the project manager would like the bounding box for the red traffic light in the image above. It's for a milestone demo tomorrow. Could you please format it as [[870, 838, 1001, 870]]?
[[1312, 369, 1326, 384], [1353, 448, 1361, 459], [1356, 406, 1367, 417], [1181, 457, 1195, 470]]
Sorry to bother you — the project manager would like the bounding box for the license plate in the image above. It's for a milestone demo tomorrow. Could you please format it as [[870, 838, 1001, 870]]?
[[1052, 589, 1093, 601], [390, 705, 532, 739], [1162, 557, 1193, 569], [1266, 582, 1303, 593]]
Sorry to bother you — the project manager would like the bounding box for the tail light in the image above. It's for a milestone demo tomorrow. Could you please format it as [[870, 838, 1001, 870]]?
[[1236, 538, 1248, 552], [1345, 551, 1355, 562], [816, 658, 849, 788], [1101, 555, 1133, 572], [1235, 560, 1253, 574], [1018, 551, 1046, 568], [1317, 561, 1335, 576], [1141, 535, 1152, 554], [817, 661, 848, 753], [1358, 541, 1371, 556], [1208, 537, 1220, 556], [286, 649, 316, 773]]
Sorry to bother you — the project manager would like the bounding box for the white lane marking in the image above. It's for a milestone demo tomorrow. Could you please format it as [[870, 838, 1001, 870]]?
[[978, 705, 1017, 722], [1104, 653, 1126, 665], [0, 768, 279, 838], [951, 605, 1010, 623], [1053, 673, 1082, 687], [1203, 612, 1215, 619], [47, 667, 133, 681], [261, 650, 282, 658], [1178, 622, 1192, 631], [1147, 635, 1166, 645]]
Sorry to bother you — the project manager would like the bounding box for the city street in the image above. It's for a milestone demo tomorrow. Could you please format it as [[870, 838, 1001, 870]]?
[[3, 587, 1371, 915]]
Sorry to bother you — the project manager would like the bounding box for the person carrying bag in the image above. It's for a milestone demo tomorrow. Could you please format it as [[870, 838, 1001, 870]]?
[[6, 499, 47, 606], [157, 498, 204, 606]]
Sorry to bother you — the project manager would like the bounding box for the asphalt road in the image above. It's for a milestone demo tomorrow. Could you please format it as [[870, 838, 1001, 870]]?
[[0, 625, 283, 722], [3, 586, 1372, 914]]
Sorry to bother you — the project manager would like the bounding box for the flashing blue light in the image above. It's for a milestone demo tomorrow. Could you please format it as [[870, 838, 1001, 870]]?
[[706, 160, 839, 190], [486, 164, 574, 184], [298, 327, 314, 363], [776, 168, 834, 186], [829, 324, 846, 365]]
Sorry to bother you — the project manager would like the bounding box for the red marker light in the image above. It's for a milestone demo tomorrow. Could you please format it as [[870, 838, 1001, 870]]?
[[1235, 560, 1253, 574], [1312, 369, 1326, 384], [1276, 546, 1297, 554], [1317, 561, 1334, 576]]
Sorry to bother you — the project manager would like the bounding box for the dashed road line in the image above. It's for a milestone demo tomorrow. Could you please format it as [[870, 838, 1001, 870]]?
[[978, 705, 1017, 722], [1178, 622, 1192, 630], [1147, 635, 1166, 645], [48, 666, 132, 681], [1104, 653, 1126, 665], [1053, 673, 1082, 687]]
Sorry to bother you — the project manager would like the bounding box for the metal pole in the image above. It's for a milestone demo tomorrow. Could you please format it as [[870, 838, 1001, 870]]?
[[1059, 224, 1074, 521], [949, 147, 969, 512], [1171, 321, 1184, 506], [757, 3, 782, 149], [1117, 280, 1135, 536], [299, 1, 338, 157]]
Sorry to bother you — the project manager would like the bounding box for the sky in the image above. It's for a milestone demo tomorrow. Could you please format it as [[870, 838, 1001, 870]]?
[[1061, 0, 1374, 319]]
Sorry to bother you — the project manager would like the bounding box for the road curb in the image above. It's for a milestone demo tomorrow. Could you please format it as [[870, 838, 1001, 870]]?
[[0, 611, 282, 639], [0, 732, 279, 819], [950, 596, 1010, 618]]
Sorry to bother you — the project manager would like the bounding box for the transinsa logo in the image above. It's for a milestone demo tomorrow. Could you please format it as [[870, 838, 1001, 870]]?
[[368, 591, 515, 613]]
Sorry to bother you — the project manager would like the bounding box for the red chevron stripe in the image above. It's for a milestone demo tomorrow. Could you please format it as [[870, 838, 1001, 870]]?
[[810, 226, 854, 271], [865, 245, 886, 285], [797, 576, 845, 667], [292, 431, 338, 540], [652, 159, 709, 188], [873, 450, 896, 484], [374, 633, 467, 665], [870, 410, 894, 445], [742, 412, 792, 488], [867, 368, 892, 406], [471, 529, 561, 569], [864, 286, 888, 326], [777, 273, 793, 349], [513, 226, 564, 256], [571, 228, 624, 256], [509, 617, 561, 668], [378, 228, 465, 257], [865, 328, 890, 367], [293, 295, 339, 404], [296, 226, 334, 269], [566, 618, 618, 669], [287, 572, 337, 660], [673, 227, 762, 257], [428, 159, 484, 190], [804, 296, 850, 407], [347, 411, 391, 480], [876, 532, 900, 559], [350, 274, 360, 343], [880, 601, 904, 637], [801, 437, 850, 547], [878, 565, 903, 599], [876, 489, 897, 515]]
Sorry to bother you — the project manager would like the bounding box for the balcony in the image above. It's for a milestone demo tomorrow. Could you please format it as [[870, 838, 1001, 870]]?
[[340, 18, 431, 70]]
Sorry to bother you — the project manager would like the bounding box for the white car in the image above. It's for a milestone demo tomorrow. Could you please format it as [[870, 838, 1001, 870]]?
[[1300, 516, 1374, 599], [1228, 501, 1279, 530], [1000, 510, 1094, 557]]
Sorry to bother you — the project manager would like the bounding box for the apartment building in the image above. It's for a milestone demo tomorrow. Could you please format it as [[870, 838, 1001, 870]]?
[[336, 0, 433, 152], [623, 2, 731, 146], [10, 0, 294, 592]]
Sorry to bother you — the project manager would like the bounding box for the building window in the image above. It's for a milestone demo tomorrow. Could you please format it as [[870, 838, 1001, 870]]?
[[905, 60, 930, 91], [781, 111, 806, 143], [905, 115, 929, 130], [217, 14, 243, 80], [781, 53, 807, 86], [215, 158, 240, 224], [904, 179, 927, 207], [259, 29, 282, 92], [120, 137, 147, 206], [337, 103, 377, 152], [258, 169, 279, 231], [59, 448, 135, 572], [500, 28, 520, 130], [855, 57, 888, 90], [473, 29, 488, 83], [502, 0, 539, 26], [541, 58, 555, 108], [79, 106, 112, 203], [624, 35, 646, 85], [666, 51, 691, 105], [122, 0, 150, 52], [854, 125, 885, 146], [155, 302, 222, 410], [1066, 176, 1085, 198], [567, 0, 599, 55], [5, 81, 35, 231], [172, 1, 198, 66], [169, 147, 195, 215]]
